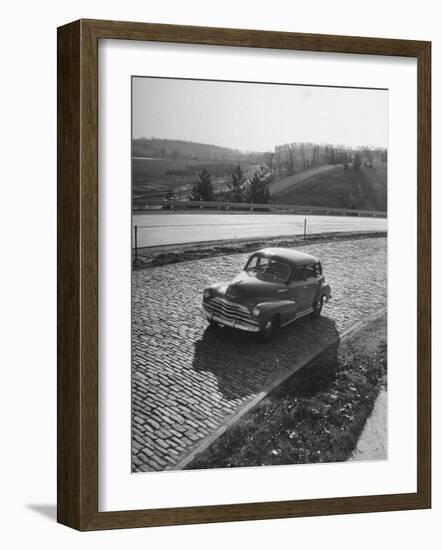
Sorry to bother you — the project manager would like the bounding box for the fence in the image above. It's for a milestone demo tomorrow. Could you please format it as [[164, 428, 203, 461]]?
[[133, 198, 387, 219]]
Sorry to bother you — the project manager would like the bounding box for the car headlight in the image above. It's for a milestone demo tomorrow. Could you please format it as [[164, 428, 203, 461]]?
[[252, 306, 261, 317], [203, 289, 211, 300]]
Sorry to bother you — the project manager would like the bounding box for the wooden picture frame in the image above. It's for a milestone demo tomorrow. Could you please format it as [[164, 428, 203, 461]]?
[[57, 19, 431, 530]]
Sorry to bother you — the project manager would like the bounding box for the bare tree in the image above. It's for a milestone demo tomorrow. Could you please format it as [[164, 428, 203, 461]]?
[[265, 151, 275, 174], [363, 148, 374, 168], [228, 164, 245, 202], [300, 143, 306, 170], [284, 148, 296, 176], [274, 152, 284, 179], [352, 152, 362, 172], [312, 145, 320, 167]]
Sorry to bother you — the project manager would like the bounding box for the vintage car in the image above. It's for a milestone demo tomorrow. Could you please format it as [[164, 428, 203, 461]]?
[[202, 247, 331, 340]]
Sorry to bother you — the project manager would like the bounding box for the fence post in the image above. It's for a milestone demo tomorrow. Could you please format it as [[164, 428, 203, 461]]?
[[134, 225, 138, 263], [304, 218, 307, 240]]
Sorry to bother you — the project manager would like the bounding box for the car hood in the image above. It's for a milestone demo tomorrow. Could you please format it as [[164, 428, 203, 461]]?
[[212, 271, 286, 305]]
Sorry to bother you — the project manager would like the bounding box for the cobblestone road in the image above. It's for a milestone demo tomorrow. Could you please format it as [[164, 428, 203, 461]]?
[[132, 237, 387, 472]]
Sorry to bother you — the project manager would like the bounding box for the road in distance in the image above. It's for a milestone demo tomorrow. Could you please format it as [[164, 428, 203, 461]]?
[[133, 212, 387, 248]]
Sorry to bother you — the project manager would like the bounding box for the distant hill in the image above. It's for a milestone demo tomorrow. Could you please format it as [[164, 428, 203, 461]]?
[[275, 163, 387, 212], [133, 138, 247, 161]]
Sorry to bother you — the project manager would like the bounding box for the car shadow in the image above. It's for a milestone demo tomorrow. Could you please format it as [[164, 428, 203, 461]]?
[[191, 315, 340, 400]]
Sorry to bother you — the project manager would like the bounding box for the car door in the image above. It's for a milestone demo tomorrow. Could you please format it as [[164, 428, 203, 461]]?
[[302, 263, 322, 311], [287, 264, 320, 314]]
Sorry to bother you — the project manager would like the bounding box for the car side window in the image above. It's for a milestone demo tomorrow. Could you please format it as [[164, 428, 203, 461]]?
[[292, 267, 306, 282], [305, 263, 318, 280], [246, 255, 259, 270]]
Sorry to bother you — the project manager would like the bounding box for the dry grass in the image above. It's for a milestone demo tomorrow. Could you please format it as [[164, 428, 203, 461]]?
[[277, 164, 387, 212]]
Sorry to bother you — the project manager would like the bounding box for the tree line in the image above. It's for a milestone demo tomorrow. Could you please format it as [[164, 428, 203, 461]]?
[[188, 164, 270, 204]]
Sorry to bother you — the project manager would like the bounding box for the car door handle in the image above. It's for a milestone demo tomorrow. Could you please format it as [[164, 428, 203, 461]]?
[[278, 289, 288, 293]]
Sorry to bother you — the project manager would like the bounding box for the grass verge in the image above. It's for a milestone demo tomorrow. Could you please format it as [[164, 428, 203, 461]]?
[[133, 230, 386, 270], [186, 315, 387, 470]]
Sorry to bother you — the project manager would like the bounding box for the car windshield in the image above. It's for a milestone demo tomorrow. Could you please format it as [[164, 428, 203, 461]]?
[[245, 255, 291, 283]]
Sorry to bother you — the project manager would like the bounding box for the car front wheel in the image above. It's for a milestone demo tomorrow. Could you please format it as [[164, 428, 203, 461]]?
[[260, 315, 279, 342], [311, 295, 324, 318]]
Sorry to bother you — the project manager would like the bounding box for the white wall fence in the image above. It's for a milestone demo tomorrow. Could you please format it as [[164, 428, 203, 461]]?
[[134, 199, 387, 218]]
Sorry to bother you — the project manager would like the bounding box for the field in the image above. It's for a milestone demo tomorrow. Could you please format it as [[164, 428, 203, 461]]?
[[132, 157, 237, 200], [275, 163, 387, 211], [133, 156, 388, 212]]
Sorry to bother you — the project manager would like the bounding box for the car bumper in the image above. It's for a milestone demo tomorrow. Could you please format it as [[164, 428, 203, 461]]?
[[202, 304, 261, 333]]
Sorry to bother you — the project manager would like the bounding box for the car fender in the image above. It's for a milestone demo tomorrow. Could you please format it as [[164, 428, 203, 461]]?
[[315, 282, 331, 302], [254, 299, 297, 326]]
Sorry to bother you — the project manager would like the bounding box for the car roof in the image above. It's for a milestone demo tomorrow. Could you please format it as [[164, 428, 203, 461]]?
[[254, 247, 319, 267]]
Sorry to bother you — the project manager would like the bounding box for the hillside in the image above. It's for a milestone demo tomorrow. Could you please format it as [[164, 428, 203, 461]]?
[[269, 164, 337, 195], [275, 163, 387, 212], [132, 139, 270, 202], [132, 157, 237, 200], [133, 138, 245, 161]]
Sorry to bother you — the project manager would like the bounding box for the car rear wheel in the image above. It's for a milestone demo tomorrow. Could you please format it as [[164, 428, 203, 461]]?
[[311, 295, 324, 318], [260, 315, 280, 342]]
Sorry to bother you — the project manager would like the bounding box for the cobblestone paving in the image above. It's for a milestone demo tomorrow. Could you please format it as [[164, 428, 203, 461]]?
[[132, 237, 387, 472]]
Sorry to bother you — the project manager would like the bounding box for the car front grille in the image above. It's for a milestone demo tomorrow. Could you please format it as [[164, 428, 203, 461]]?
[[205, 297, 255, 324]]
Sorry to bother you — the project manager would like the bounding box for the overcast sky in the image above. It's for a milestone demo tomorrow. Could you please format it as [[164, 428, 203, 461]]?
[[132, 77, 388, 152]]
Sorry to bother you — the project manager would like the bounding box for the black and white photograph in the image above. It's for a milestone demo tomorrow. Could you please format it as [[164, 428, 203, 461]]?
[[1, 0, 436, 541], [131, 76, 388, 473]]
